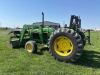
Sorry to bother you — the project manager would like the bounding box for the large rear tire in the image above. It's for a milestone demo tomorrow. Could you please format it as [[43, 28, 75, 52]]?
[[48, 28, 84, 62]]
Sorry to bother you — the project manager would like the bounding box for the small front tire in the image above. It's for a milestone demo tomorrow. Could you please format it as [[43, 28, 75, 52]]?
[[25, 41, 37, 53]]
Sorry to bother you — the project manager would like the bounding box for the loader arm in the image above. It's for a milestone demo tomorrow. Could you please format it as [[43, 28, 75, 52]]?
[[19, 25, 44, 45]]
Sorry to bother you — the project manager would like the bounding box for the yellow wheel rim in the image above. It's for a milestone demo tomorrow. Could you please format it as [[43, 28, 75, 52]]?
[[26, 43, 33, 52], [54, 36, 73, 56]]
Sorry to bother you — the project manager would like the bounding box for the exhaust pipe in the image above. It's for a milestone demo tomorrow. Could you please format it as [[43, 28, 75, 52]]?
[[42, 12, 44, 28]]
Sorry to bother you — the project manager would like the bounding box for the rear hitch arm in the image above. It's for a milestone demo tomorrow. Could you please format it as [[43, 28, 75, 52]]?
[[84, 29, 91, 45]]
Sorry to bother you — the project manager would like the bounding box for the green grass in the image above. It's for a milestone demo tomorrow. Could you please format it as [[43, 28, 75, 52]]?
[[0, 30, 100, 75]]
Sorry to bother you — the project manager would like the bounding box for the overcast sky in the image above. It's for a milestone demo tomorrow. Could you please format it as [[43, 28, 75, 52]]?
[[0, 0, 100, 29]]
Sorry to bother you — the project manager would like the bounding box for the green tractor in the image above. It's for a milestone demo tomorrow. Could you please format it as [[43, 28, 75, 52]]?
[[9, 13, 91, 62]]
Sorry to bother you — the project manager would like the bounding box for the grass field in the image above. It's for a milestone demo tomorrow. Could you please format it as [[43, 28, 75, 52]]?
[[0, 30, 100, 75]]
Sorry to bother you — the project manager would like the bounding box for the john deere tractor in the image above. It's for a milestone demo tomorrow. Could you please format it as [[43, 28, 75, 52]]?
[[9, 13, 90, 62]]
